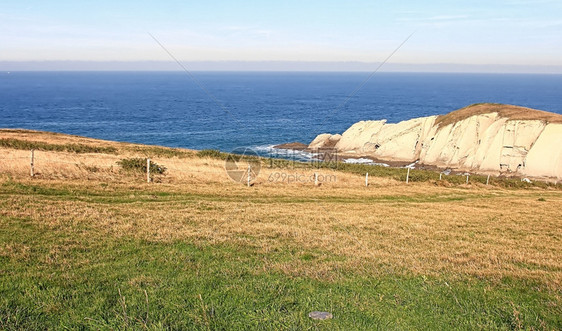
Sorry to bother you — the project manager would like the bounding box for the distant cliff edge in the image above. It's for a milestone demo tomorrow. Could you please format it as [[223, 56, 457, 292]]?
[[309, 103, 562, 180]]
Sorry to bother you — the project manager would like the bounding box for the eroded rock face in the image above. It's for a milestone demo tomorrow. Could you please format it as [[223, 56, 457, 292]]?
[[309, 105, 562, 180], [309, 133, 341, 149], [524, 124, 562, 179], [336, 120, 386, 152]]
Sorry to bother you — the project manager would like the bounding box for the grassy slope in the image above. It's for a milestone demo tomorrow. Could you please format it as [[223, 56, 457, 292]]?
[[435, 103, 562, 127], [0, 130, 561, 329], [1, 179, 561, 330]]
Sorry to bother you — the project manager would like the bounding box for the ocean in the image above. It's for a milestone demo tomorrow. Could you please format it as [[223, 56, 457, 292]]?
[[1, 71, 562, 157]]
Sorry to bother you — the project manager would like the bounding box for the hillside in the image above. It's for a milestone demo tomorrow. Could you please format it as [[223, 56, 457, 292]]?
[[435, 103, 562, 127], [0, 129, 561, 329]]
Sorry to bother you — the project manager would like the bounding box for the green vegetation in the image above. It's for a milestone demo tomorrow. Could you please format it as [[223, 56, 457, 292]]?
[[196, 149, 231, 160], [189, 148, 560, 190], [1, 225, 558, 329], [1, 131, 560, 329], [262, 158, 560, 190], [0, 138, 117, 154], [124, 145, 194, 158], [0, 180, 560, 329], [117, 158, 167, 175]]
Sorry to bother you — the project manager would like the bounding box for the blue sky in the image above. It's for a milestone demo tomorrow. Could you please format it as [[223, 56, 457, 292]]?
[[1, 0, 562, 68]]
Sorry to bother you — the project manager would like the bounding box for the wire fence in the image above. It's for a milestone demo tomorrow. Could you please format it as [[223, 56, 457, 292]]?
[[0, 149, 384, 187], [0, 149, 226, 183], [0, 149, 559, 188]]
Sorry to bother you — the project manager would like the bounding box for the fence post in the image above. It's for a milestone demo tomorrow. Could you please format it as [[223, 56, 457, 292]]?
[[486, 174, 490, 185], [247, 164, 251, 187], [146, 158, 150, 183], [30, 149, 34, 177], [365, 172, 369, 187], [439, 173, 442, 180], [466, 174, 469, 184], [406, 168, 410, 184]]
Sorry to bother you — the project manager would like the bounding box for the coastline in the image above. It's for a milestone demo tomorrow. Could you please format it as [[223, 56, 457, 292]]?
[[3, 127, 558, 184], [297, 103, 562, 181]]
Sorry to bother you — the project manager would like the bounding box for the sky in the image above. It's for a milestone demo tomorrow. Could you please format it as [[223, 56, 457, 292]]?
[[1, 0, 562, 71]]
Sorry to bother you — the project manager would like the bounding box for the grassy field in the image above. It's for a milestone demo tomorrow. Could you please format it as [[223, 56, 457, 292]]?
[[0, 130, 561, 330]]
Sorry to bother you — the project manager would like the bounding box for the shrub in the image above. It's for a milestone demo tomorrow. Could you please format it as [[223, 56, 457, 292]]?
[[196, 149, 230, 160], [117, 158, 166, 174], [0, 138, 117, 154], [125, 145, 193, 158]]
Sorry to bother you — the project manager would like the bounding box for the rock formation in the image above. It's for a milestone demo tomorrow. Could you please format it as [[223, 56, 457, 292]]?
[[308, 104, 562, 180]]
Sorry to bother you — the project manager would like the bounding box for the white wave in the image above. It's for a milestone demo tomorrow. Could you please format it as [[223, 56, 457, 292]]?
[[343, 158, 389, 167], [251, 144, 278, 152], [250, 144, 317, 162]]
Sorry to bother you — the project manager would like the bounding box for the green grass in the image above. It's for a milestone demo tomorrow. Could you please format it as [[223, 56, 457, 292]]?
[[1, 216, 559, 330], [0, 138, 117, 154], [0, 181, 560, 330], [266, 159, 561, 190], [0, 178, 517, 208], [124, 145, 194, 158], [196, 149, 231, 160], [0, 180, 500, 205]]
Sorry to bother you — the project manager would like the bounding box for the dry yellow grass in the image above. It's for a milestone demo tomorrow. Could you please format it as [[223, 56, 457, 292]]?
[[435, 103, 562, 127], [0, 129, 394, 186], [1, 130, 561, 289]]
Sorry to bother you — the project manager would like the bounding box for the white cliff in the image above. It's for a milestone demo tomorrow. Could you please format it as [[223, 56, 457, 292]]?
[[309, 133, 342, 149], [309, 104, 562, 180]]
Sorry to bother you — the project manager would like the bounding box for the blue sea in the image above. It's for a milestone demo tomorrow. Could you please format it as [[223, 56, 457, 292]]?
[[1, 72, 562, 156]]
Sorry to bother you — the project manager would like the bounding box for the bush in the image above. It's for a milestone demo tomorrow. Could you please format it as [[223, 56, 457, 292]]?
[[196, 149, 230, 160], [125, 145, 193, 158], [117, 158, 166, 175], [0, 138, 117, 154]]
